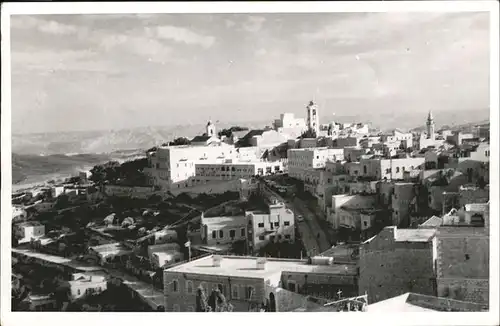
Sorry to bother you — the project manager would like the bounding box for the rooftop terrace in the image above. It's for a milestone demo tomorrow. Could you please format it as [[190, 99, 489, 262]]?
[[165, 255, 358, 279]]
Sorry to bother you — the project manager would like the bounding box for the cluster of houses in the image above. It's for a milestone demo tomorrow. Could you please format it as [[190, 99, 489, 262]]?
[[11, 100, 491, 312], [152, 101, 491, 312], [12, 171, 93, 224]]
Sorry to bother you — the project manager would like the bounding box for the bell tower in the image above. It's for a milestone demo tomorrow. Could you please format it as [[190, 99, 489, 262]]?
[[306, 100, 319, 136], [426, 111, 435, 140], [206, 120, 216, 137]]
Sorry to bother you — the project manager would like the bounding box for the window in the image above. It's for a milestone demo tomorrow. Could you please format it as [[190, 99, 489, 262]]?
[[363, 221, 368, 227], [259, 235, 265, 240], [77, 289, 81, 295], [284, 221, 290, 226], [173, 304, 180, 312], [186, 280, 194, 294], [219, 230, 224, 238], [245, 286, 255, 299], [396, 167, 400, 173], [232, 284, 239, 299], [241, 228, 245, 237], [212, 230, 217, 239], [172, 279, 179, 293], [230, 230, 236, 238], [274, 222, 279, 227], [285, 235, 291, 239], [258, 223, 264, 228], [288, 281, 297, 292]]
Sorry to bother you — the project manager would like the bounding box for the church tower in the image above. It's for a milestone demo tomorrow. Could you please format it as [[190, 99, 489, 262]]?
[[426, 111, 435, 140], [306, 100, 320, 136], [206, 120, 216, 137]]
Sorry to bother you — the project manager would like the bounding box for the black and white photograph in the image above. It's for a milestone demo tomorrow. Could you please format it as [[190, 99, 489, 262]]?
[[1, 2, 498, 325]]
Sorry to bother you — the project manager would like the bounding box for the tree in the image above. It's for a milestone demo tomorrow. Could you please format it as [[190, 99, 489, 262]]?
[[196, 286, 234, 312], [54, 194, 70, 209], [168, 137, 191, 146], [196, 286, 210, 312], [217, 126, 249, 139], [299, 129, 317, 139]]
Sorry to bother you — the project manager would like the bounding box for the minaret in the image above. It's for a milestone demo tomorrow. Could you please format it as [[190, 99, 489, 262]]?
[[206, 120, 216, 137], [306, 100, 320, 136], [426, 111, 435, 140]]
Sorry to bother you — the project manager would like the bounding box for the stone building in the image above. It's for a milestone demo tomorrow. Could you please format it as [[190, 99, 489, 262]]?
[[435, 203, 490, 305], [359, 226, 437, 304]]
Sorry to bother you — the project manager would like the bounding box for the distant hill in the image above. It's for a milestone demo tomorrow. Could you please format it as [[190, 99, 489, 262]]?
[[410, 119, 490, 133], [329, 108, 489, 133], [11, 109, 488, 156], [12, 121, 268, 156]]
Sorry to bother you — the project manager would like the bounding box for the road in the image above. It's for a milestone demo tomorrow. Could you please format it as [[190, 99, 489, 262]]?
[[260, 182, 331, 256], [290, 197, 331, 254]]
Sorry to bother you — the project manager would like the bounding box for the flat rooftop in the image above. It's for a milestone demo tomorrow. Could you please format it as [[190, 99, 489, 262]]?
[[166, 255, 358, 279], [395, 228, 436, 242], [202, 216, 247, 228]]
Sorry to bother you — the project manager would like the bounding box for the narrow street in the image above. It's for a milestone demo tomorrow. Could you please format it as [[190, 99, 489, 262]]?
[[290, 197, 331, 254], [260, 182, 331, 256]]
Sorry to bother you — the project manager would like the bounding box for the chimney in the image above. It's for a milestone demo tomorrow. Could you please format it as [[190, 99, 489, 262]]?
[[385, 226, 397, 240], [212, 255, 222, 267], [256, 257, 267, 270]]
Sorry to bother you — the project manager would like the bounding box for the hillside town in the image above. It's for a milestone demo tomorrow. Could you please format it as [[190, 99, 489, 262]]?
[[11, 101, 490, 312]]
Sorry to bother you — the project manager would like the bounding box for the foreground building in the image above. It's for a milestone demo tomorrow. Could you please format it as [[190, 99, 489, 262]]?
[[359, 226, 438, 304], [163, 254, 358, 312], [436, 202, 490, 305]]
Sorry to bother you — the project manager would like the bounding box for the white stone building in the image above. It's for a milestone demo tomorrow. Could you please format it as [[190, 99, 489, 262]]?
[[145, 143, 237, 190], [287, 147, 344, 181]]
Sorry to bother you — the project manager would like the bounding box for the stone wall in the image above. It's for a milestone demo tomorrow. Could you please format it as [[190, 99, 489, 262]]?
[[170, 180, 240, 196], [359, 228, 436, 303], [436, 226, 489, 305]]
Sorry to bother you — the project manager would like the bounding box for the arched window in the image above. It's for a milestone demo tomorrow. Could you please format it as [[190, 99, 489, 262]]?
[[219, 230, 224, 238], [172, 279, 179, 293], [186, 280, 194, 294]]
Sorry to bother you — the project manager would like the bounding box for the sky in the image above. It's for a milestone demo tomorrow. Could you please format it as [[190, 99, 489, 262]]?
[[10, 12, 490, 134]]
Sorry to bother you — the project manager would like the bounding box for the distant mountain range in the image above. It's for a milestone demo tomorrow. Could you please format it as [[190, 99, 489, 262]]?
[[12, 109, 489, 156], [329, 109, 490, 133], [10, 108, 489, 187]]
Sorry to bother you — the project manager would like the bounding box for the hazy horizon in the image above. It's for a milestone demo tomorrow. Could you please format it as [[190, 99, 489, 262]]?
[[11, 12, 490, 134]]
